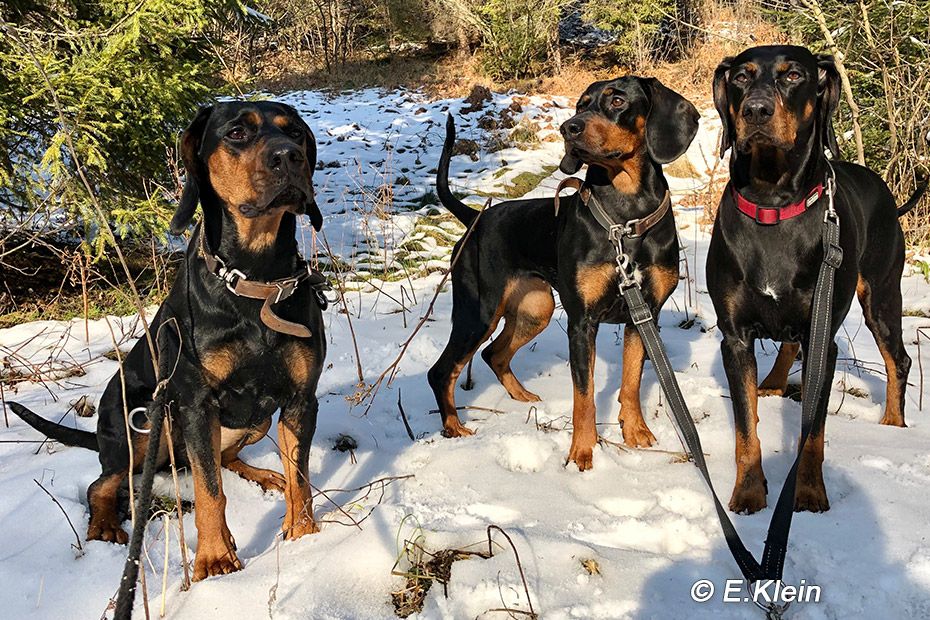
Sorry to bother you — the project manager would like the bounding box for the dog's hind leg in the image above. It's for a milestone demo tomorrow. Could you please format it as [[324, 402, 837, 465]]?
[[759, 341, 800, 397], [87, 471, 129, 543], [857, 275, 910, 427], [481, 278, 554, 402], [428, 286, 505, 438], [221, 419, 285, 493]]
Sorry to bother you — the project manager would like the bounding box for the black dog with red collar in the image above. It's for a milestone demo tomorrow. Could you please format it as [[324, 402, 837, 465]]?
[[705, 45, 926, 515]]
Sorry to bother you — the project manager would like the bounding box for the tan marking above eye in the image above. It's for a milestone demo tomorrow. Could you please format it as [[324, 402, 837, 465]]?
[[272, 115, 290, 128], [243, 111, 262, 126]]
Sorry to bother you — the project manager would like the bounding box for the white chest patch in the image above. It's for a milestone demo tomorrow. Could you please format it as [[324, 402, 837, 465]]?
[[761, 284, 779, 301]]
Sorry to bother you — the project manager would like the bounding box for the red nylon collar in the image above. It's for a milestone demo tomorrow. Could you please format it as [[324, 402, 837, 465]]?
[[733, 184, 824, 225]]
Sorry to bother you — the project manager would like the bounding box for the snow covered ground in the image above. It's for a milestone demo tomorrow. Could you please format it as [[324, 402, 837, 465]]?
[[2, 89, 930, 619]]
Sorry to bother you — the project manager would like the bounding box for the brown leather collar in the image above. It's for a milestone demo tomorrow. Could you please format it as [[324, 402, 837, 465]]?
[[554, 176, 671, 239], [198, 229, 329, 338]]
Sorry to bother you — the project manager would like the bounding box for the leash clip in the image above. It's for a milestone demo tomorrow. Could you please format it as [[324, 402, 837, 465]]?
[[824, 164, 838, 221], [755, 599, 790, 620]]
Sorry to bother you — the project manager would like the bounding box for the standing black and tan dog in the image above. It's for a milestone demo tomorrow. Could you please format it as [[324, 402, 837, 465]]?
[[8, 101, 328, 580], [706, 46, 926, 514], [430, 78, 699, 470]]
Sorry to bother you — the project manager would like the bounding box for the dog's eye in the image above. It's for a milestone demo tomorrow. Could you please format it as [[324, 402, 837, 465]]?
[[285, 127, 303, 139], [611, 96, 626, 108], [734, 73, 749, 84], [785, 70, 802, 82], [226, 126, 247, 141]]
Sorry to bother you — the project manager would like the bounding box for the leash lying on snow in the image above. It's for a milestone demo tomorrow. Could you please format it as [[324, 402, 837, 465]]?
[[556, 169, 841, 619]]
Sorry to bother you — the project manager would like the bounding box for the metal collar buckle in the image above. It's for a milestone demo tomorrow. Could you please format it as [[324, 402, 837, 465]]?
[[623, 218, 642, 238], [608, 223, 630, 243], [217, 265, 247, 294], [272, 279, 300, 304]]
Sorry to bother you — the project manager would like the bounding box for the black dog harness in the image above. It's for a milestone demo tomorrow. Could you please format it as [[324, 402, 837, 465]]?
[[556, 169, 841, 620], [198, 228, 332, 338]]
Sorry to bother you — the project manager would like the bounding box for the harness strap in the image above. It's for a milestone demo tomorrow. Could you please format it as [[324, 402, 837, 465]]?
[[555, 177, 671, 238], [198, 228, 331, 338]]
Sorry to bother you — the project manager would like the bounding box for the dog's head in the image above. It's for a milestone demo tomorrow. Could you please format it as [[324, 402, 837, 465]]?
[[559, 76, 700, 183], [170, 101, 322, 240], [713, 45, 840, 159]]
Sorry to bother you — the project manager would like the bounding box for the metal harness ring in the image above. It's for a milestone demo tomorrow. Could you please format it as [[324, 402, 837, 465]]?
[[128, 406, 151, 435]]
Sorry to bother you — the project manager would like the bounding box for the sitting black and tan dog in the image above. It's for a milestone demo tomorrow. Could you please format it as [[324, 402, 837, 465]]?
[[430, 78, 699, 470], [9, 101, 329, 580], [706, 45, 926, 514]]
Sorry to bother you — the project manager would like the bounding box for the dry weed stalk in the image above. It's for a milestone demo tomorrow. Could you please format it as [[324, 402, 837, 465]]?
[[361, 198, 491, 412]]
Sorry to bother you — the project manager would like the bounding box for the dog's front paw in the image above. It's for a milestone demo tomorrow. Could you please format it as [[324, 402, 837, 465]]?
[[620, 414, 656, 448], [758, 386, 786, 398], [729, 475, 768, 514], [794, 472, 830, 513], [193, 529, 242, 581], [283, 515, 320, 540], [442, 418, 474, 438], [567, 435, 596, 471]]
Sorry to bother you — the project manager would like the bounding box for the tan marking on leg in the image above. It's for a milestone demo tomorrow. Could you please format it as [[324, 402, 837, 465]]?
[[190, 418, 241, 581], [857, 276, 906, 427], [759, 342, 800, 396], [617, 325, 656, 448], [483, 278, 554, 402], [225, 459, 286, 493], [576, 263, 616, 307], [87, 472, 129, 544], [278, 419, 318, 539], [729, 373, 767, 514], [795, 428, 829, 512], [568, 344, 597, 471]]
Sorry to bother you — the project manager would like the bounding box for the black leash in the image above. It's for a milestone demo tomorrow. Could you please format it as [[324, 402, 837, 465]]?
[[113, 320, 183, 619], [557, 170, 840, 619]]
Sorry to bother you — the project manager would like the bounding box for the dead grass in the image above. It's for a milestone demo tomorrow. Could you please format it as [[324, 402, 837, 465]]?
[[647, 0, 790, 106]]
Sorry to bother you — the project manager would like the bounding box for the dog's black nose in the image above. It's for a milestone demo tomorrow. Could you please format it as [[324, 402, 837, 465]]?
[[268, 144, 304, 171], [560, 119, 585, 138], [742, 99, 774, 124]]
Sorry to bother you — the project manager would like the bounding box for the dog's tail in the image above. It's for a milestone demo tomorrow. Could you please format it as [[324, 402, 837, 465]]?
[[6, 401, 98, 451], [898, 180, 928, 217], [437, 114, 479, 227]]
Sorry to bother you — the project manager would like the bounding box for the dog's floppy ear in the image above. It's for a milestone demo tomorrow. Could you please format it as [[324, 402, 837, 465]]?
[[816, 54, 841, 159], [642, 77, 700, 164], [712, 57, 734, 159], [170, 105, 213, 235], [296, 115, 323, 231]]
